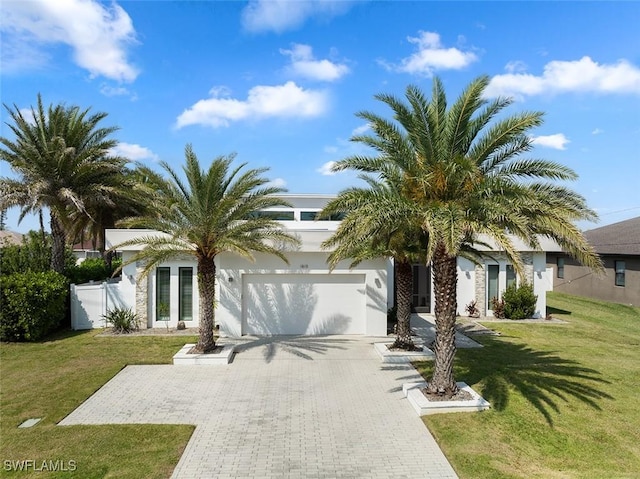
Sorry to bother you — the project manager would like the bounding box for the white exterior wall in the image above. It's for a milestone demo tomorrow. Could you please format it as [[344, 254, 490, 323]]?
[[532, 252, 548, 318], [457, 257, 476, 316], [216, 251, 387, 337]]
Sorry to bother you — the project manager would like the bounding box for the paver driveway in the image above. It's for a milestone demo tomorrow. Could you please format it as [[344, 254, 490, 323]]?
[[60, 336, 458, 478]]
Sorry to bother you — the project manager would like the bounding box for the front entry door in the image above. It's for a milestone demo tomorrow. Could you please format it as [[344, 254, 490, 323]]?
[[412, 264, 431, 313]]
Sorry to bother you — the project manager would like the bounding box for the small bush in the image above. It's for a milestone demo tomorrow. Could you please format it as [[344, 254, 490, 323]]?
[[103, 307, 140, 334], [491, 297, 506, 319], [465, 300, 480, 318], [0, 271, 69, 341], [503, 282, 538, 320]]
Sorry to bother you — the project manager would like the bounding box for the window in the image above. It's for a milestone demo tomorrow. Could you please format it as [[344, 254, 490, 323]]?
[[156, 267, 170, 321], [615, 261, 626, 287], [300, 211, 345, 221], [487, 264, 499, 311], [247, 211, 294, 221], [179, 267, 194, 321], [557, 257, 565, 279], [506, 264, 517, 289]]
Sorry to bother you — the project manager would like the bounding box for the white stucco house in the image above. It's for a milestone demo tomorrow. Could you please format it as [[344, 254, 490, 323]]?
[[75, 195, 556, 334]]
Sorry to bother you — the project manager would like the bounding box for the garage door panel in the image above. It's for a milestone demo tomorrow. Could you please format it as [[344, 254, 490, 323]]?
[[243, 274, 365, 335]]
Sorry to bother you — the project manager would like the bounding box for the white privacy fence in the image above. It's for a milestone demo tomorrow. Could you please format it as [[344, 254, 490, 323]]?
[[70, 280, 131, 330]]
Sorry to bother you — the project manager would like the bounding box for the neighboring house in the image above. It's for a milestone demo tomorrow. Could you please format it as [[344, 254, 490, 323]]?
[[547, 217, 640, 307], [72, 239, 102, 263], [77, 195, 554, 334]]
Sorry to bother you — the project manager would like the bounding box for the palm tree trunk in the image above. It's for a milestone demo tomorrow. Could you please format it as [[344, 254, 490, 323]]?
[[194, 256, 217, 353], [39, 210, 46, 245], [392, 259, 415, 350], [426, 242, 459, 396], [49, 214, 67, 274]]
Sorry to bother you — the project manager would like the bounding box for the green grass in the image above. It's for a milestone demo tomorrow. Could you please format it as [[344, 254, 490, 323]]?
[[0, 330, 198, 478], [415, 292, 640, 479]]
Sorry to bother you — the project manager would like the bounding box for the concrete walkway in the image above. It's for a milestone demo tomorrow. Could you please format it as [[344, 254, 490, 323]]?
[[60, 335, 458, 478]]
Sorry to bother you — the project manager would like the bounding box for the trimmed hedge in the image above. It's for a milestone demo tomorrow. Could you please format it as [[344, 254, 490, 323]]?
[[0, 271, 69, 341], [65, 257, 121, 285], [503, 282, 538, 320]]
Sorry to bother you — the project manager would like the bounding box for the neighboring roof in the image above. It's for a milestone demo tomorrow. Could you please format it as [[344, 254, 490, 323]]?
[[584, 216, 640, 256], [0, 230, 24, 246]]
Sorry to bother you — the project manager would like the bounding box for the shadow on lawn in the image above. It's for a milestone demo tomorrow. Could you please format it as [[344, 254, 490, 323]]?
[[421, 336, 613, 426], [546, 305, 572, 316], [233, 335, 352, 362]]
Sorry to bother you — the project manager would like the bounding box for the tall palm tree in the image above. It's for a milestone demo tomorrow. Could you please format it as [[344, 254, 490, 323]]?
[[327, 76, 602, 397], [0, 95, 125, 273], [115, 145, 300, 353], [321, 175, 428, 350], [68, 165, 151, 268]]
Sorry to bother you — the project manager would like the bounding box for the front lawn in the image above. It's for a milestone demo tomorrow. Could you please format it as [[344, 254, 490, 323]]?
[[415, 292, 640, 478], [0, 330, 197, 478]]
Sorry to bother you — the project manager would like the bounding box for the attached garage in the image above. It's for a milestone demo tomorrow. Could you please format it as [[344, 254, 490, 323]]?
[[242, 273, 366, 335]]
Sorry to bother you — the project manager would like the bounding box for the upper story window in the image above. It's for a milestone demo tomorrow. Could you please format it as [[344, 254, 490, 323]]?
[[615, 260, 626, 287], [247, 211, 294, 221], [557, 257, 565, 279], [300, 211, 345, 221]]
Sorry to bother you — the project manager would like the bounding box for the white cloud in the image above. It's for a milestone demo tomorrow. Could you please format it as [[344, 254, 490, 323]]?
[[280, 44, 349, 82], [110, 143, 159, 162], [486, 56, 640, 98], [531, 134, 570, 150], [266, 178, 287, 189], [1, 0, 139, 82], [324, 146, 338, 154], [100, 85, 134, 98], [505, 60, 528, 74], [241, 0, 354, 33], [317, 161, 337, 176], [351, 123, 370, 136], [592, 128, 604, 135], [175, 81, 328, 129], [384, 31, 478, 76]]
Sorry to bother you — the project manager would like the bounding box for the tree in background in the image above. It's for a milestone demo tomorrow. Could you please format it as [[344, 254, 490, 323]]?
[[0, 95, 127, 273]]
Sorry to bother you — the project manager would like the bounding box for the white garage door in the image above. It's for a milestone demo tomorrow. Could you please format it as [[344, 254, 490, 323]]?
[[242, 274, 366, 335]]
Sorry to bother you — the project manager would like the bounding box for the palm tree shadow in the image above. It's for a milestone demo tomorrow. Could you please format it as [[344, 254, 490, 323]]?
[[234, 335, 352, 363], [452, 337, 613, 426]]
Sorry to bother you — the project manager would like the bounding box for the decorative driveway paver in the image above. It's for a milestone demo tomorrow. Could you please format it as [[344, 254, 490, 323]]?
[[60, 336, 458, 478]]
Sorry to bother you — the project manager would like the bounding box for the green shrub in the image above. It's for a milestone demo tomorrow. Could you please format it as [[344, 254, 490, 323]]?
[[103, 308, 140, 334], [503, 282, 538, 319], [0, 231, 75, 276], [0, 271, 69, 341], [66, 257, 121, 285]]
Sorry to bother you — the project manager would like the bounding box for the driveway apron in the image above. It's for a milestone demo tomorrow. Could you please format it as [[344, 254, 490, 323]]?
[[59, 336, 458, 478]]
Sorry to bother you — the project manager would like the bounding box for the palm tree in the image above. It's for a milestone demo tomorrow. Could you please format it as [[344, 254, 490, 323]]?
[[68, 165, 151, 268], [327, 76, 602, 397], [321, 175, 428, 350], [0, 95, 125, 273], [115, 145, 300, 353]]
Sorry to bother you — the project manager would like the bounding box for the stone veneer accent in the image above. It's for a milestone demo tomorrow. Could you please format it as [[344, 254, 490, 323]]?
[[474, 262, 486, 316], [134, 264, 149, 329]]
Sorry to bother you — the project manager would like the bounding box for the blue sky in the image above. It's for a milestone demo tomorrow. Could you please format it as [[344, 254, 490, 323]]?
[[1, 0, 639, 233]]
